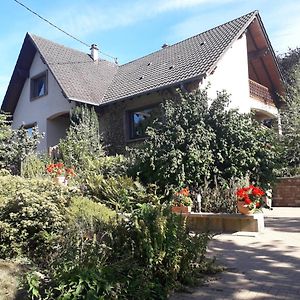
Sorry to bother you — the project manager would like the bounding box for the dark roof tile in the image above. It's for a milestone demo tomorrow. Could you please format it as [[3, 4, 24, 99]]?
[[103, 11, 257, 103]]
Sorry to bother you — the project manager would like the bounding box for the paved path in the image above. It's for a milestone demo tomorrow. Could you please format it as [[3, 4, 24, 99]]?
[[171, 208, 300, 300]]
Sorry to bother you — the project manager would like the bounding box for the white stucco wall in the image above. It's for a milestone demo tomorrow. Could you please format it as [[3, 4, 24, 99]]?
[[202, 34, 250, 113], [12, 53, 73, 152]]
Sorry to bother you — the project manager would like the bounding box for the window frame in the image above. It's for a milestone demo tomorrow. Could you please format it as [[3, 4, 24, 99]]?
[[127, 104, 158, 141], [30, 70, 48, 100], [22, 122, 37, 137]]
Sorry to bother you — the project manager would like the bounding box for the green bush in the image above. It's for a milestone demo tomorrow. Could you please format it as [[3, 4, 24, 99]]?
[[25, 203, 212, 299], [0, 175, 71, 263], [130, 89, 280, 192], [0, 112, 43, 175], [58, 105, 105, 172], [200, 177, 249, 213], [85, 174, 161, 212], [108, 204, 212, 299], [20, 153, 48, 178]]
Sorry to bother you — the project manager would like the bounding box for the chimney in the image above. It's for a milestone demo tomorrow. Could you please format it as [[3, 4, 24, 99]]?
[[90, 44, 99, 61]]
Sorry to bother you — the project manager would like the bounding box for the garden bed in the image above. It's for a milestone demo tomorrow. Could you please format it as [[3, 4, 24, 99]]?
[[184, 212, 264, 233]]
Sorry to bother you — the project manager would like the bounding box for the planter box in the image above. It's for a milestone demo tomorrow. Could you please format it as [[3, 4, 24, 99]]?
[[171, 205, 191, 214], [185, 212, 264, 233]]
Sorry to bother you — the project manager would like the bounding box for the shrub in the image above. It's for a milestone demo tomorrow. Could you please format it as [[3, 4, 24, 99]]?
[[0, 175, 71, 263], [130, 89, 280, 192], [0, 113, 43, 175], [25, 203, 212, 299], [85, 174, 161, 212], [59, 105, 105, 173], [200, 177, 249, 213], [108, 204, 212, 299], [20, 153, 48, 178]]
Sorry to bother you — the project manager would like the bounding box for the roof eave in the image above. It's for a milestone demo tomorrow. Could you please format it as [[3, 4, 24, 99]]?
[[100, 74, 205, 108], [1, 33, 36, 114], [207, 10, 258, 76]]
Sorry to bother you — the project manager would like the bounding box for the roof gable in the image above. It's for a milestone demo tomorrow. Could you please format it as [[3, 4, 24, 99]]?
[[2, 10, 283, 113]]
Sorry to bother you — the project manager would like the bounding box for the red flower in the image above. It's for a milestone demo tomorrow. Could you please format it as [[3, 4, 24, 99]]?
[[252, 187, 265, 197]]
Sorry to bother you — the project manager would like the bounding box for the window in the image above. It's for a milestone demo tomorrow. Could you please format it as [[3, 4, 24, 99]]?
[[129, 106, 157, 139], [23, 123, 37, 137], [31, 71, 47, 99]]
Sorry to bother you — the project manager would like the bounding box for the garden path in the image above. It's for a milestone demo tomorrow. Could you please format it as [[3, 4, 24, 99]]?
[[171, 208, 300, 300]]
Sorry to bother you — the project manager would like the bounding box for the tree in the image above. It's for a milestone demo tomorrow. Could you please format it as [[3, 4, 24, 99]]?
[[279, 65, 300, 175], [277, 47, 300, 175], [0, 111, 43, 174], [130, 89, 279, 192], [59, 105, 105, 171]]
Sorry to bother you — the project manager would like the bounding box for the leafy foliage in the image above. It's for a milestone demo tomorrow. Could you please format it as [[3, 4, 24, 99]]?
[[278, 50, 300, 175], [278, 47, 300, 85], [130, 89, 279, 192], [0, 112, 43, 175], [59, 105, 105, 172], [0, 175, 71, 263], [25, 203, 212, 300], [85, 174, 160, 212], [200, 177, 249, 213]]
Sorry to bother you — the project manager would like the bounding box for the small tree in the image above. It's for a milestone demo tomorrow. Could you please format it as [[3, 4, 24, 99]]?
[[0, 112, 43, 174], [59, 105, 105, 172]]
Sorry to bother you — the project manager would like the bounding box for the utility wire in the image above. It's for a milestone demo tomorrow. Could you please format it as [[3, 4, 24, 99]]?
[[12, 0, 118, 62]]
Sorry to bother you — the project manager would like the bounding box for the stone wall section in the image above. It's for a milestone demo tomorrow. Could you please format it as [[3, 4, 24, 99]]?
[[272, 176, 300, 206]]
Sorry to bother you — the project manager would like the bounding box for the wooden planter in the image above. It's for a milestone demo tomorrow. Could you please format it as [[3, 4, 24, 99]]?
[[171, 205, 191, 214]]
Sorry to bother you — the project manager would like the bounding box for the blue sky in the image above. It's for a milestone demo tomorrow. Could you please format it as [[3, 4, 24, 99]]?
[[1, 0, 299, 105]]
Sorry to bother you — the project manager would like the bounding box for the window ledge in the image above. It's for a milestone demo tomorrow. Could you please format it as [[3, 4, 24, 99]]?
[[30, 93, 48, 101]]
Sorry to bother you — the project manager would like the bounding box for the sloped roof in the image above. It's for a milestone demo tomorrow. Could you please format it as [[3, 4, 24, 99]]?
[[103, 10, 257, 103], [30, 34, 118, 105], [3, 10, 277, 113]]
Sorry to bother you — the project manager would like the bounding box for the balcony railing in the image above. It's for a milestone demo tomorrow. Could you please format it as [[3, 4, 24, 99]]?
[[249, 79, 275, 106]]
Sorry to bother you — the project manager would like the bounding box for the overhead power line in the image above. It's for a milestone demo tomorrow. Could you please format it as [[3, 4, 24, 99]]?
[[12, 0, 118, 62]]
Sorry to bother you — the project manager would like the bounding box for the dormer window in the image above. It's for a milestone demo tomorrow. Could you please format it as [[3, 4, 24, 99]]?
[[31, 71, 48, 99]]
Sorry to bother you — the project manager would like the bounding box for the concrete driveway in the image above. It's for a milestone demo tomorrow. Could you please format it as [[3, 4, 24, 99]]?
[[171, 208, 300, 300]]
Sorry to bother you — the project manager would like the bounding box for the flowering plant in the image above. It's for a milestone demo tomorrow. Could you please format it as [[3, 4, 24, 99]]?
[[172, 187, 193, 207], [236, 185, 265, 210], [46, 162, 75, 179]]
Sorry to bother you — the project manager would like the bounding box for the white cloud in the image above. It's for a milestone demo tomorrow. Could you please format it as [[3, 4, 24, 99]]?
[[44, 0, 237, 39]]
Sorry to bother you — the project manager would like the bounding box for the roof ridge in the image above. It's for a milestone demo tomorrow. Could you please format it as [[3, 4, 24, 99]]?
[[28, 32, 116, 65], [28, 32, 91, 57], [120, 10, 258, 68]]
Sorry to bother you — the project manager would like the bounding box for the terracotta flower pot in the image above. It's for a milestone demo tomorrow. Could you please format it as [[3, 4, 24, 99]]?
[[237, 200, 254, 215], [171, 205, 191, 214]]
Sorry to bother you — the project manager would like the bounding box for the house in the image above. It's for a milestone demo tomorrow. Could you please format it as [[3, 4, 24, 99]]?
[[1, 10, 284, 153]]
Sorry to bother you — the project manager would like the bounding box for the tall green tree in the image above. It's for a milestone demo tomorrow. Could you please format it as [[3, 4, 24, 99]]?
[[59, 105, 105, 171], [277, 47, 300, 175], [130, 89, 279, 191], [280, 64, 300, 175]]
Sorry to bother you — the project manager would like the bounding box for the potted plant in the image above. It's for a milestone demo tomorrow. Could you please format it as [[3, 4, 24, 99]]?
[[236, 185, 266, 215], [46, 162, 75, 186], [171, 187, 193, 214]]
